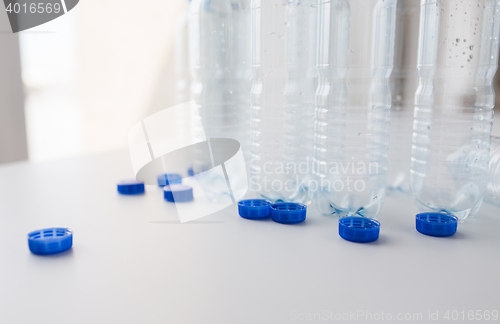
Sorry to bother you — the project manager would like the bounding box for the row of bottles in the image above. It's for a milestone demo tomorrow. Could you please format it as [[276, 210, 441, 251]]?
[[181, 0, 500, 220]]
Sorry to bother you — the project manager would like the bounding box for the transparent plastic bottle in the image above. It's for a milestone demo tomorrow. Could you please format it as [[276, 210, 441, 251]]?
[[189, 0, 252, 200], [314, 0, 397, 218], [250, 0, 317, 204], [387, 0, 420, 195], [412, 0, 500, 219], [486, 136, 500, 206]]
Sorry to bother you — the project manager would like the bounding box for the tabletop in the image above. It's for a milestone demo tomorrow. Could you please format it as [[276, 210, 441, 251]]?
[[0, 150, 499, 324]]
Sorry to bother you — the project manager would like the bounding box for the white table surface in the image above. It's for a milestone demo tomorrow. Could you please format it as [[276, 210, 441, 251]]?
[[0, 150, 499, 324]]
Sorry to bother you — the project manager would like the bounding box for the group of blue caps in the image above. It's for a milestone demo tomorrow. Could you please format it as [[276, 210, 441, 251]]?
[[27, 172, 458, 255], [117, 172, 194, 202], [27, 172, 194, 256], [238, 199, 459, 243]]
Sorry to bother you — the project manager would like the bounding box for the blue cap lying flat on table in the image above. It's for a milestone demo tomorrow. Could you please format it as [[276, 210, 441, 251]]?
[[117, 180, 145, 195], [416, 212, 458, 237], [164, 184, 193, 202], [339, 217, 380, 243], [270, 202, 307, 224], [28, 228, 73, 255], [157, 173, 182, 187], [238, 199, 272, 220]]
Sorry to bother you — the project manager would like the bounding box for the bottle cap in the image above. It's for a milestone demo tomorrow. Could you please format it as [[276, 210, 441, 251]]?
[[28, 228, 73, 255], [339, 217, 380, 243], [157, 173, 182, 187], [164, 184, 193, 202], [238, 199, 272, 220], [187, 167, 194, 177], [416, 212, 458, 237], [117, 180, 145, 195], [270, 203, 307, 224]]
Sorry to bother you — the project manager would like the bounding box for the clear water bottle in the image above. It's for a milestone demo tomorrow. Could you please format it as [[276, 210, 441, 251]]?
[[387, 0, 420, 195], [412, 0, 500, 219], [250, 0, 317, 204], [189, 0, 252, 200], [314, 0, 397, 218], [477, 136, 500, 208], [486, 136, 500, 207]]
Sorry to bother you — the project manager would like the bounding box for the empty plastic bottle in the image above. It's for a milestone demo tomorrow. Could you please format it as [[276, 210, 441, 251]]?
[[314, 0, 397, 218], [189, 0, 252, 200], [250, 0, 317, 204], [387, 0, 420, 195], [411, 0, 500, 219], [486, 136, 500, 207]]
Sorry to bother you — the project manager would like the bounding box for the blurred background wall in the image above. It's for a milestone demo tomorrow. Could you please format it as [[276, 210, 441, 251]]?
[[0, 7, 28, 164], [8, 0, 186, 162]]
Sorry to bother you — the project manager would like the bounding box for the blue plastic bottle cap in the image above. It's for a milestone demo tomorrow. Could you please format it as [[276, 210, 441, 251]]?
[[416, 212, 458, 237], [238, 199, 272, 220], [164, 184, 193, 202], [117, 180, 145, 195], [28, 228, 73, 255], [270, 203, 307, 224], [339, 217, 380, 243], [157, 173, 182, 187]]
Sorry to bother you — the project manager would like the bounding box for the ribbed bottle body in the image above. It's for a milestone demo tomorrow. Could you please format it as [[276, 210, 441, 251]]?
[[250, 0, 317, 203], [314, 0, 396, 218], [411, 0, 500, 219], [486, 136, 500, 206], [189, 0, 252, 200]]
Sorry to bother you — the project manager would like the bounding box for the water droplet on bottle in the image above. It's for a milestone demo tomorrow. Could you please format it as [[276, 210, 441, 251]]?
[[373, 196, 378, 201], [469, 54, 473, 59], [456, 38, 460, 43], [358, 132, 362, 136]]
